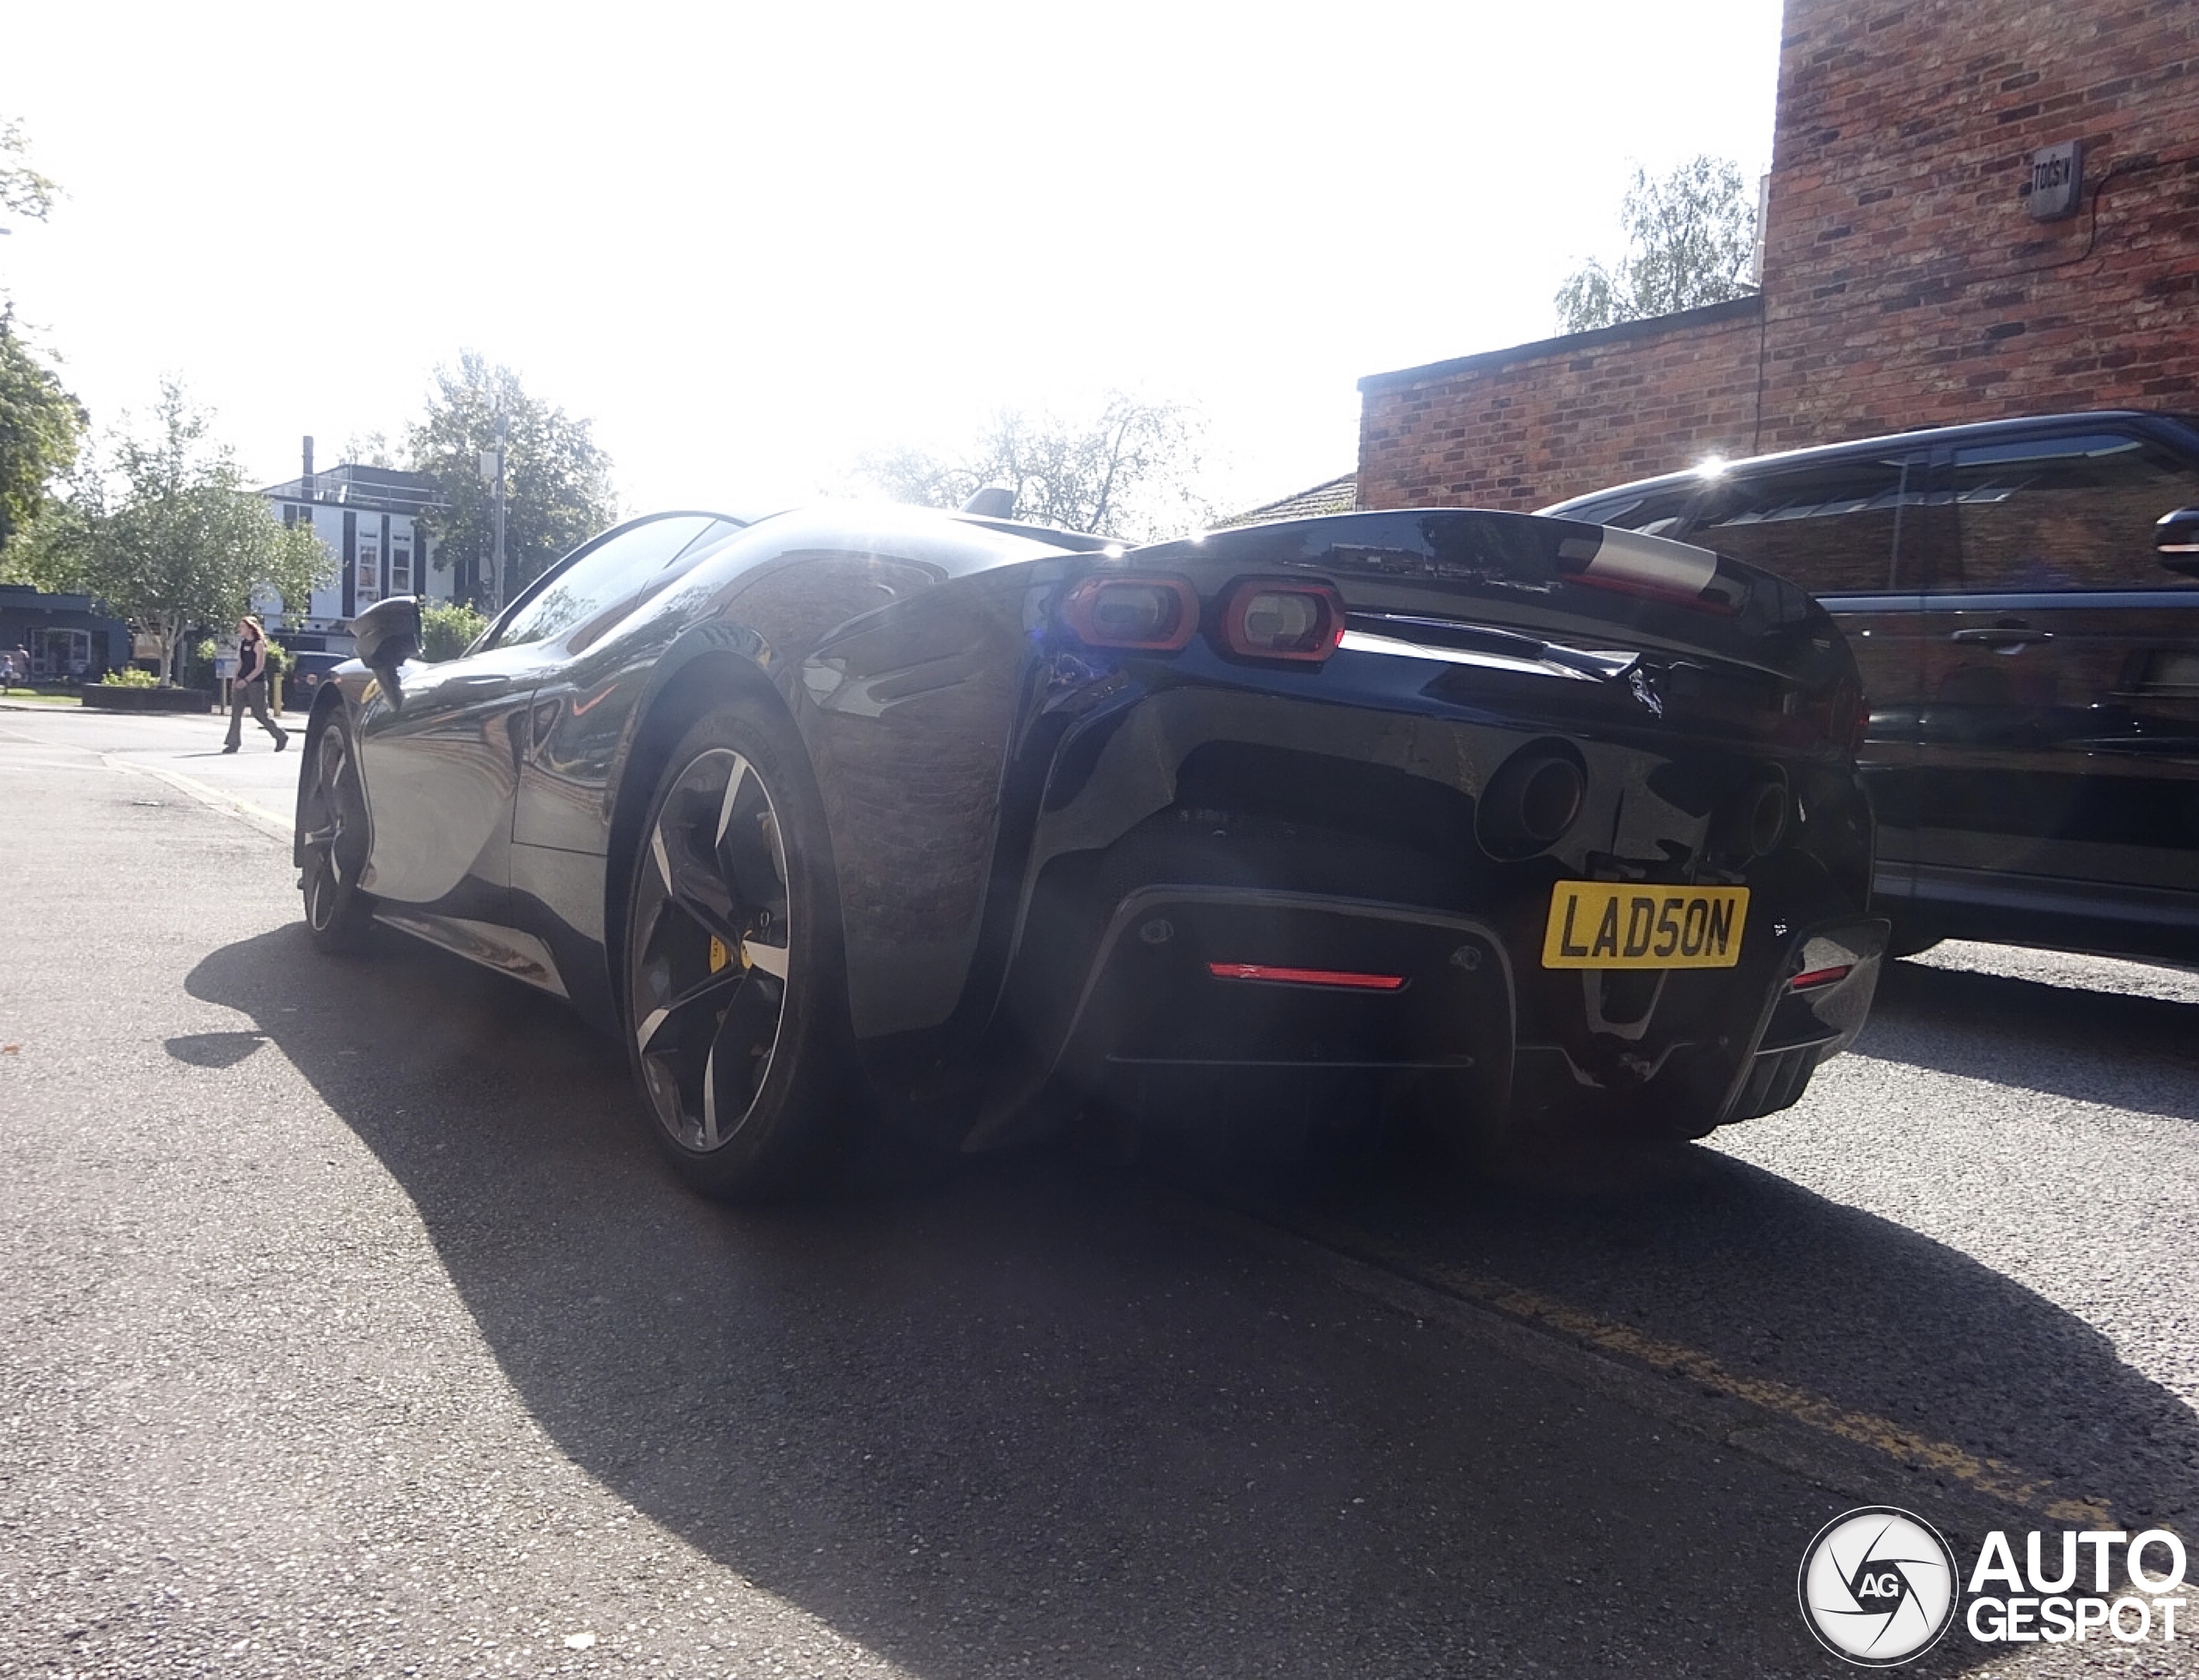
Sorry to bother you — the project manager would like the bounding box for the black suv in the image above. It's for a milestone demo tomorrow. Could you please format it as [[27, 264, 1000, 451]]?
[[1544, 411, 2199, 962]]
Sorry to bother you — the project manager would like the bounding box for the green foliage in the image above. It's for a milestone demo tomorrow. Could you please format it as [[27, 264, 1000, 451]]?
[[407, 352, 618, 610], [27, 382, 334, 682], [0, 314, 88, 557], [420, 598, 490, 661], [262, 636, 289, 676], [0, 118, 59, 224], [856, 392, 1212, 543], [1556, 155, 1758, 334], [99, 665, 159, 687]]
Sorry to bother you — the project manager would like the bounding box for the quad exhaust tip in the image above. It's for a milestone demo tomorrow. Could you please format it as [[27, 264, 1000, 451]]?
[[1477, 743, 1587, 861]]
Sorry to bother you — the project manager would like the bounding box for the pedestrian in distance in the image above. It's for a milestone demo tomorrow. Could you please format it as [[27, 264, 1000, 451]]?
[[222, 616, 289, 753]]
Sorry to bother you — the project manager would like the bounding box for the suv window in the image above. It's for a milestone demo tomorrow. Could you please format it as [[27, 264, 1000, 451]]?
[[1686, 455, 1920, 593], [1951, 432, 2199, 591], [494, 515, 726, 648], [1557, 480, 1703, 539]]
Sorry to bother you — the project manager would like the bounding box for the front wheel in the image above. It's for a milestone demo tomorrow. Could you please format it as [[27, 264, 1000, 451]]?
[[297, 713, 375, 954], [622, 703, 857, 1200]]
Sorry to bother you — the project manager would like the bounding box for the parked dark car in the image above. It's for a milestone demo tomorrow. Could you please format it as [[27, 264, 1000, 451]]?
[[284, 652, 346, 705], [295, 502, 1885, 1198], [1545, 411, 2199, 964]]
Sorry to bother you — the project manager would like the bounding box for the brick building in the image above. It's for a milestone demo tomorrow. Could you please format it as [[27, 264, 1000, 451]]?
[[1355, 0, 2199, 513]]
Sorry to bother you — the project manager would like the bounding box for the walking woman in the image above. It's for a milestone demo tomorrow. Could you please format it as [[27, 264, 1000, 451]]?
[[222, 616, 289, 753]]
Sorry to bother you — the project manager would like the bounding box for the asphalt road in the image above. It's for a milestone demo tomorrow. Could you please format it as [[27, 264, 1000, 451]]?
[[2, 705, 2194, 1679]]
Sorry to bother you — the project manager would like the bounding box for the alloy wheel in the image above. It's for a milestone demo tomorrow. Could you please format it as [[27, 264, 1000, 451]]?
[[628, 747, 794, 1152], [299, 724, 369, 934]]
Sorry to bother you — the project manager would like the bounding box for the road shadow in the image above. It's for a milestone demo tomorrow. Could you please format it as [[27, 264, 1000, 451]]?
[[1849, 959, 2199, 1121], [1185, 1124, 2199, 1535], [163, 1029, 268, 1068], [187, 926, 2196, 1677]]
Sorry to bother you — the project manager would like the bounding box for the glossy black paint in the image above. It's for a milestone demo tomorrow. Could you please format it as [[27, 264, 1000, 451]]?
[[1545, 410, 2199, 963], [301, 502, 1885, 1147]]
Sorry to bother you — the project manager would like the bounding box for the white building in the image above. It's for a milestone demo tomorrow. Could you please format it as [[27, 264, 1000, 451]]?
[[257, 437, 452, 655]]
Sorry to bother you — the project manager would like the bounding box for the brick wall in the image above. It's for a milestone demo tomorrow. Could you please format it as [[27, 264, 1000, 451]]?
[[1357, 0, 2199, 510], [1762, 0, 2199, 446], [1357, 300, 1767, 512]]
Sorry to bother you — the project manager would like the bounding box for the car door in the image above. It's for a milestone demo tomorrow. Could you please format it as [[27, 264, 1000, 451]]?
[[1677, 447, 1940, 911], [356, 514, 734, 919], [354, 635, 557, 914], [1917, 423, 2199, 919]]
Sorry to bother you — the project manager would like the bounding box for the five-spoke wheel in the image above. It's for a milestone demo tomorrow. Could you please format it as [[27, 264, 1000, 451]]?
[[298, 714, 375, 953], [623, 705, 850, 1198]]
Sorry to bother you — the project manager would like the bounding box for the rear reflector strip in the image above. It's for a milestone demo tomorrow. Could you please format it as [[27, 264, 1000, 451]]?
[[1208, 963, 1406, 991], [1789, 964, 1854, 989]]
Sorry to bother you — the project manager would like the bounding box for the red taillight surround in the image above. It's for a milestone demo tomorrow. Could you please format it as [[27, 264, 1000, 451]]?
[[1219, 580, 1347, 663], [1061, 574, 1201, 651]]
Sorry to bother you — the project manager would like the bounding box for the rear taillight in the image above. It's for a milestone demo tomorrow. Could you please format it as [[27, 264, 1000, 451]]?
[[1061, 575, 1199, 651], [1219, 580, 1346, 663]]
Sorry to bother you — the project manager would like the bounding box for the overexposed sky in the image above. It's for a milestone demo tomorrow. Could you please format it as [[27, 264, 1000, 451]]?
[[3, 1, 1781, 520]]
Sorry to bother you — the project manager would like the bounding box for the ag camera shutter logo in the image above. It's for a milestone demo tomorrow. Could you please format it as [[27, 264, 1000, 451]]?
[[1799, 1507, 1958, 1665]]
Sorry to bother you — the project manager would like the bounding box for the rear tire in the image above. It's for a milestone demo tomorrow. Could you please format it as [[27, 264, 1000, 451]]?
[[621, 701, 859, 1201], [298, 713, 375, 955]]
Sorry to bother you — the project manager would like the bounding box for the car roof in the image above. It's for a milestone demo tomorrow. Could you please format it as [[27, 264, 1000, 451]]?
[[1540, 409, 2199, 513]]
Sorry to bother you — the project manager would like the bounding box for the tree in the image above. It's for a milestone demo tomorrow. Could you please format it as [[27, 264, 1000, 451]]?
[[406, 352, 618, 609], [0, 313, 87, 556], [1556, 155, 1758, 334], [0, 120, 83, 558], [28, 382, 332, 683], [420, 598, 489, 660], [0, 117, 59, 226], [857, 393, 1214, 543]]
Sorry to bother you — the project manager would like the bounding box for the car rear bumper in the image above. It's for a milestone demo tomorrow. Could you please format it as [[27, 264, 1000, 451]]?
[[962, 879, 1885, 1147]]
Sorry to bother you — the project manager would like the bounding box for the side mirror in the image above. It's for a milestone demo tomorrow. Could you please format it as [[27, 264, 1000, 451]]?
[[2158, 507, 2199, 579], [352, 596, 423, 710]]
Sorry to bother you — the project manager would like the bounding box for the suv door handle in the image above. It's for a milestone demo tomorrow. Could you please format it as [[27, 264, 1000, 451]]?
[[1950, 626, 2054, 645]]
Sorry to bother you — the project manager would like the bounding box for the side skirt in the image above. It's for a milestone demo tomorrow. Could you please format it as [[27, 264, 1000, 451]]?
[[371, 907, 572, 1001]]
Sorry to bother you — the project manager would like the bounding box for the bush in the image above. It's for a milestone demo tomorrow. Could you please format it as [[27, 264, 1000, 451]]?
[[422, 600, 490, 661], [100, 666, 161, 688]]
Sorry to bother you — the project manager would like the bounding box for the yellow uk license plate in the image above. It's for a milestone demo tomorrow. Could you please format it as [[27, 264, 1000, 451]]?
[[1541, 882, 1750, 969]]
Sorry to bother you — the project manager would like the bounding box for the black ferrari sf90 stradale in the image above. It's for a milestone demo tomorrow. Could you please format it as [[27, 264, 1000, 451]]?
[[295, 502, 1888, 1197]]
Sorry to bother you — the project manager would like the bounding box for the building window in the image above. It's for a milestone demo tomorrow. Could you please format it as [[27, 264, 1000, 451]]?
[[356, 534, 381, 606], [391, 538, 412, 596], [32, 627, 92, 680]]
